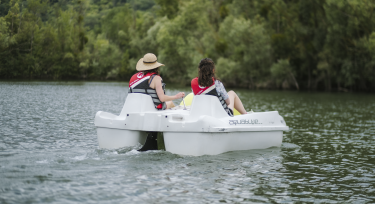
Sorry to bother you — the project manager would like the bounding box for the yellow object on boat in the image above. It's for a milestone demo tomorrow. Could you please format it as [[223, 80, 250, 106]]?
[[180, 93, 240, 116]]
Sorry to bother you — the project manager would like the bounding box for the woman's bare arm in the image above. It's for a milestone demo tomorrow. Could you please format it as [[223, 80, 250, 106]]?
[[153, 76, 185, 102]]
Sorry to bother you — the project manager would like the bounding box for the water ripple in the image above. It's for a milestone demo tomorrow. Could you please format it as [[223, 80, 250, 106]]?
[[1, 82, 375, 203]]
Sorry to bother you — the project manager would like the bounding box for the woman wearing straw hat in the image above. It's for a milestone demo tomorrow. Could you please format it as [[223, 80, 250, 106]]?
[[129, 53, 185, 110], [191, 58, 247, 116]]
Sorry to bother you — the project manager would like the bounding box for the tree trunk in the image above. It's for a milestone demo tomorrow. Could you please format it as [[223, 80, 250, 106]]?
[[315, 75, 326, 90], [249, 76, 254, 89], [326, 73, 331, 91], [289, 72, 299, 90], [11, 16, 14, 38], [308, 68, 311, 89], [18, 12, 22, 34], [30, 31, 34, 54], [277, 13, 280, 33]]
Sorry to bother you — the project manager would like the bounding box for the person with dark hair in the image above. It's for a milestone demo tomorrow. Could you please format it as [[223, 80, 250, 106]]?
[[129, 53, 185, 110], [191, 58, 247, 116]]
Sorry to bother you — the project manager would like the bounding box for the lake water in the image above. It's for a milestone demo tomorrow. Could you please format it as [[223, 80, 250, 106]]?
[[1, 81, 374, 203]]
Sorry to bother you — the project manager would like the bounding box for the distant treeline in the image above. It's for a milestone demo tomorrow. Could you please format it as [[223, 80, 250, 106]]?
[[1, 0, 375, 91]]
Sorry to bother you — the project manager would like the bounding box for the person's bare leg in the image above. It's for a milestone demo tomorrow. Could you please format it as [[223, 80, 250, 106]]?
[[166, 101, 175, 109], [228, 91, 247, 114], [227, 91, 235, 110]]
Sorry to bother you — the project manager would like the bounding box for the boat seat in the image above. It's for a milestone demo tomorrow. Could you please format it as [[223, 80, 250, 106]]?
[[120, 93, 156, 116], [189, 95, 229, 119]]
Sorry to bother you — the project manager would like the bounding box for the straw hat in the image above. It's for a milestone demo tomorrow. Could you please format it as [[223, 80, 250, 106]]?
[[136, 53, 165, 71]]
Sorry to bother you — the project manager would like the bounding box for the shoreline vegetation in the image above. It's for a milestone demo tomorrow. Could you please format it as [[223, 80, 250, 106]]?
[[0, 79, 364, 93], [1, 0, 375, 92]]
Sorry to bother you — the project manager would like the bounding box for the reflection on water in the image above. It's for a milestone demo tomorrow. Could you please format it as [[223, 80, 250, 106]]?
[[0, 81, 374, 203]]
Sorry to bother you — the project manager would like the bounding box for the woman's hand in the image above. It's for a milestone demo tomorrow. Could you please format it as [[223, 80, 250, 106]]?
[[174, 92, 185, 99]]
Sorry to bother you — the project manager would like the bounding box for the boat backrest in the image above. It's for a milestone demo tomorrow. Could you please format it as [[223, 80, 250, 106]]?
[[189, 95, 229, 119], [120, 93, 156, 116]]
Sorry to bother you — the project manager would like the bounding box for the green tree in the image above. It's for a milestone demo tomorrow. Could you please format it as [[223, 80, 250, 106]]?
[[154, 0, 179, 19]]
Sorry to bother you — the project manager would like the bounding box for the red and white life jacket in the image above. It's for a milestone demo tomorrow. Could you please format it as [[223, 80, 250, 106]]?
[[129, 72, 166, 110], [191, 77, 233, 116]]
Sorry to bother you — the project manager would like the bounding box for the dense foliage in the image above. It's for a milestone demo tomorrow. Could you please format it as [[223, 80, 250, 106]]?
[[1, 0, 374, 91]]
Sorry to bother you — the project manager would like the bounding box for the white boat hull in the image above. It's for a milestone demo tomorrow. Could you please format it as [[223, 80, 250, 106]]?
[[164, 131, 283, 156], [95, 93, 289, 155], [96, 128, 147, 149]]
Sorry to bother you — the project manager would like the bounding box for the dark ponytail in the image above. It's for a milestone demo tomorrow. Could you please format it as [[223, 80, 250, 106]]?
[[143, 67, 160, 75], [198, 58, 218, 87]]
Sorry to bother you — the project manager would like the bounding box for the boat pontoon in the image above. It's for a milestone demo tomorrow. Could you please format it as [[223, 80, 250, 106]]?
[[94, 93, 289, 156]]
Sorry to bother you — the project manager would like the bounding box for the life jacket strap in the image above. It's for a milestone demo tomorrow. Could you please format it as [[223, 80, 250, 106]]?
[[128, 73, 166, 110], [131, 88, 157, 94]]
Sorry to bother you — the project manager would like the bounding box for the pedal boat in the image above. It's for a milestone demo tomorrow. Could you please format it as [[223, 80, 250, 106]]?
[[94, 93, 289, 156]]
